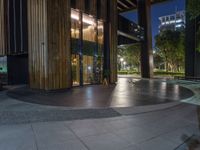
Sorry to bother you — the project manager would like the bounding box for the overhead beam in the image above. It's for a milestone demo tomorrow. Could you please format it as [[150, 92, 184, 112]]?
[[126, 0, 136, 7], [117, 0, 129, 9], [117, 31, 140, 41]]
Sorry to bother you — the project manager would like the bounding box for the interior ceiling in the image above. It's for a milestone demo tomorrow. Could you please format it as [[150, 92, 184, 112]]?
[[117, 0, 167, 13]]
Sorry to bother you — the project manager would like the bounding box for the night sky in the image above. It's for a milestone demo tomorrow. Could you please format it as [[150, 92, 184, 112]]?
[[121, 0, 185, 47]]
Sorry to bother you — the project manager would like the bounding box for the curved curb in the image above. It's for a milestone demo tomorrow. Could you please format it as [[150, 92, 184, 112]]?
[[114, 101, 182, 115], [3, 79, 196, 117]]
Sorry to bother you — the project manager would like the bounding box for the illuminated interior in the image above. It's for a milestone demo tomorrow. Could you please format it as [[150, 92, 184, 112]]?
[[71, 9, 104, 86]]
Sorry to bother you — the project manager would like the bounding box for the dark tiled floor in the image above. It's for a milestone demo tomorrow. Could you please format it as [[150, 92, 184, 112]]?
[[7, 78, 194, 108], [0, 103, 200, 150]]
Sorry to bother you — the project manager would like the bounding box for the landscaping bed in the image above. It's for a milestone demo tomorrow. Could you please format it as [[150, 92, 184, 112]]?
[[118, 70, 184, 77]]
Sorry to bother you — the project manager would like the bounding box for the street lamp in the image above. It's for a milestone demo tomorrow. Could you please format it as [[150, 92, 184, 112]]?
[[120, 58, 124, 70], [123, 61, 127, 70]]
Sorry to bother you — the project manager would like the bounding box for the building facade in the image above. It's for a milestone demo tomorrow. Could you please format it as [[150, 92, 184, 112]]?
[[0, 0, 118, 90], [159, 10, 185, 32], [1, 0, 178, 90]]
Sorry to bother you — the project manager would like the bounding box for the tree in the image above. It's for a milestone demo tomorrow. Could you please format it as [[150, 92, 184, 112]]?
[[155, 30, 185, 72], [118, 43, 141, 72], [187, 0, 200, 20], [187, 0, 200, 52], [153, 49, 164, 70]]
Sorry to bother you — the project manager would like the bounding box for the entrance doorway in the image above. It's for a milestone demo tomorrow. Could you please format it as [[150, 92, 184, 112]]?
[[71, 9, 104, 87]]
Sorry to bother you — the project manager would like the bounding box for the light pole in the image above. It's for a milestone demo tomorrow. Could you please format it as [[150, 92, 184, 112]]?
[[120, 58, 124, 70], [123, 61, 127, 70]]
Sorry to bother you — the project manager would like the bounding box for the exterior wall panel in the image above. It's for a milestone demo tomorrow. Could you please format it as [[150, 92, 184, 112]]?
[[89, 0, 97, 16], [6, 0, 28, 55], [98, 0, 107, 20], [0, 0, 6, 56], [109, 0, 118, 83], [76, 0, 85, 12], [47, 0, 71, 90], [28, 0, 71, 90], [28, 0, 48, 89]]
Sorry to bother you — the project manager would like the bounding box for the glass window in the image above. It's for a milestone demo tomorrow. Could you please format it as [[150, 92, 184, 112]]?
[[97, 21, 104, 56], [82, 13, 96, 84], [96, 21, 104, 83], [71, 9, 81, 86], [70, 9, 104, 86], [71, 54, 80, 86], [71, 9, 80, 54]]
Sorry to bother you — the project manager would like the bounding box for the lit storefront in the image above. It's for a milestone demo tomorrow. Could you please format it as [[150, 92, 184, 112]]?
[[0, 0, 118, 90], [71, 9, 104, 86]]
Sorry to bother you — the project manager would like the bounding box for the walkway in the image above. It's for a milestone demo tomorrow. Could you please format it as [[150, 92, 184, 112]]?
[[0, 103, 199, 150], [7, 78, 193, 107], [0, 78, 200, 150]]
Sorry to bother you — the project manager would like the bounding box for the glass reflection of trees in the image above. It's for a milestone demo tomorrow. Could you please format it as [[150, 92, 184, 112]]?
[[97, 21, 104, 83]]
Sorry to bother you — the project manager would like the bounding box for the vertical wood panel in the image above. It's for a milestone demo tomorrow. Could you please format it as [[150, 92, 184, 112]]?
[[89, 0, 97, 16], [76, 0, 85, 12], [99, 0, 107, 20], [47, 0, 71, 90], [28, 0, 71, 90], [0, 0, 6, 56], [6, 0, 28, 55], [28, 0, 48, 89], [109, 0, 118, 83]]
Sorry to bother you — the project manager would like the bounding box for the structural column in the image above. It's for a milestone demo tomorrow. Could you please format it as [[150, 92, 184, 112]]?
[[0, 0, 6, 56], [28, 0, 71, 90], [138, 0, 153, 78], [109, 0, 118, 83], [185, 0, 200, 77]]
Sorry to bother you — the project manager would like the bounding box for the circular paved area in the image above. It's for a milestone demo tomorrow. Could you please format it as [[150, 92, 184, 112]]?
[[7, 78, 194, 108]]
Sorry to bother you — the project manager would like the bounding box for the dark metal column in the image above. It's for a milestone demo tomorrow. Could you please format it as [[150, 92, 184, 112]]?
[[103, 0, 110, 82], [79, 11, 83, 86], [138, 0, 153, 78], [185, 2, 195, 77], [185, 0, 200, 77]]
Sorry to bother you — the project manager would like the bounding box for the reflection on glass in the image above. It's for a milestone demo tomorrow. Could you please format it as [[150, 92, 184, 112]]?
[[96, 21, 104, 83], [71, 9, 80, 54], [98, 21, 104, 55], [71, 9, 80, 86], [83, 56, 94, 84], [71, 54, 80, 86], [82, 13, 96, 84]]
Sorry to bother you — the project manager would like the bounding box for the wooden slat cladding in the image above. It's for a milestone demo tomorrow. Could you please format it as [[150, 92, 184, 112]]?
[[28, 0, 71, 90], [98, 0, 107, 20], [88, 0, 97, 16], [72, 0, 107, 19], [27, 0, 48, 89], [0, 0, 6, 56], [76, 0, 85, 12], [47, 0, 71, 90], [6, 0, 28, 55], [109, 0, 118, 83]]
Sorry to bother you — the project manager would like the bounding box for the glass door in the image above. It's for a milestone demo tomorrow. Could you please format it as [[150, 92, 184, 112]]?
[[71, 9, 81, 86]]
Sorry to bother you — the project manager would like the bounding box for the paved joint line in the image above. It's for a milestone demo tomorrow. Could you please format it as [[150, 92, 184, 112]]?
[[30, 124, 39, 150], [173, 134, 195, 150], [123, 103, 185, 117], [63, 122, 91, 150]]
